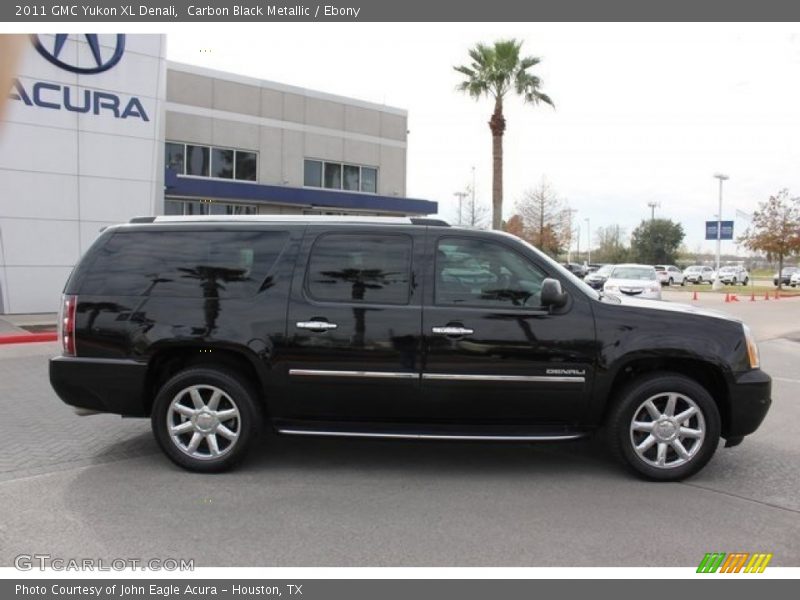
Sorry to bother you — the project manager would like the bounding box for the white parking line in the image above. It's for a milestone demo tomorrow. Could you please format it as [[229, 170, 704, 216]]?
[[773, 376, 800, 384]]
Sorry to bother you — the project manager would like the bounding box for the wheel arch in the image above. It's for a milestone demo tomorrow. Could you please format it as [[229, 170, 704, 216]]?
[[602, 356, 732, 436], [143, 343, 268, 417]]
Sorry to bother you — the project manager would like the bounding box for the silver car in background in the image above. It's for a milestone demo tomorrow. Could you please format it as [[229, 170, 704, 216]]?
[[603, 264, 662, 300], [684, 265, 714, 284], [716, 265, 749, 285]]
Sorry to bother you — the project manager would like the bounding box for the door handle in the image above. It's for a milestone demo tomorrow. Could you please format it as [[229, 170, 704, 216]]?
[[432, 326, 474, 336], [296, 321, 338, 331]]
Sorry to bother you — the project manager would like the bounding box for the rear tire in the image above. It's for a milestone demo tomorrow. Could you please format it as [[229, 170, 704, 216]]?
[[607, 373, 721, 481], [151, 367, 262, 472]]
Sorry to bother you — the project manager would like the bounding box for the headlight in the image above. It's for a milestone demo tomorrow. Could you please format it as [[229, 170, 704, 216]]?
[[742, 323, 760, 369]]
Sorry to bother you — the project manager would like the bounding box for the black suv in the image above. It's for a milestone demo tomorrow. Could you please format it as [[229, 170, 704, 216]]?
[[49, 216, 771, 480]]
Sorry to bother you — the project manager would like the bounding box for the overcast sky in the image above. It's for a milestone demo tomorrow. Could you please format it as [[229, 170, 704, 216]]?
[[167, 23, 800, 253]]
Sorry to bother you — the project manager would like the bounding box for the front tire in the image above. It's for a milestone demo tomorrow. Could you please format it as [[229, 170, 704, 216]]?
[[607, 373, 721, 481], [151, 367, 262, 472]]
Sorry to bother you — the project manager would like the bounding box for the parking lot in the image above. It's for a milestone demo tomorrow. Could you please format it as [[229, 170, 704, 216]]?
[[1, 294, 799, 568]]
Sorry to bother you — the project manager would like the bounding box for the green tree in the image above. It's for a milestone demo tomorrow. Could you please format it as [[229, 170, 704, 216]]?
[[630, 219, 685, 264], [738, 189, 800, 289], [454, 39, 554, 231]]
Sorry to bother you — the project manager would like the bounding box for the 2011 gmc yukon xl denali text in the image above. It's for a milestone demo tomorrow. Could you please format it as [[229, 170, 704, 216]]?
[[49, 216, 772, 480]]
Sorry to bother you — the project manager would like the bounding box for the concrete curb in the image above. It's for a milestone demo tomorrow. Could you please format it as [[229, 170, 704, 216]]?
[[0, 332, 57, 345]]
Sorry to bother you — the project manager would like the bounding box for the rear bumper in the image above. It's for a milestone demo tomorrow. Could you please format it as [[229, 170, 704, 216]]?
[[49, 356, 149, 417], [725, 369, 772, 439]]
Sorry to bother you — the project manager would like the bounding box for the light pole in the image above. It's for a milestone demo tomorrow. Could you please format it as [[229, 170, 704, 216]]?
[[584, 217, 591, 264], [713, 173, 729, 290], [647, 201, 659, 222], [453, 191, 468, 226]]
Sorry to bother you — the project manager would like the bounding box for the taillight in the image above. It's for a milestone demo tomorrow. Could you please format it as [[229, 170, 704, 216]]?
[[59, 294, 77, 356]]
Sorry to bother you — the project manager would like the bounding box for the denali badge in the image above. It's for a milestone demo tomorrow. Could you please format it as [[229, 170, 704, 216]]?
[[546, 369, 586, 376]]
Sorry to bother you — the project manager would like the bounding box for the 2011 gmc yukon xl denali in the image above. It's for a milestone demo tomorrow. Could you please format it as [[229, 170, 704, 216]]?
[[49, 216, 772, 480]]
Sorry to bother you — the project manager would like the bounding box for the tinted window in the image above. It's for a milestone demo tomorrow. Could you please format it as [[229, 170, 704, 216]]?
[[324, 163, 342, 189], [211, 148, 234, 179], [165, 142, 184, 174], [235, 151, 257, 181], [435, 238, 546, 307], [81, 230, 288, 298], [304, 160, 322, 187], [186, 145, 209, 177], [361, 167, 377, 193], [343, 164, 360, 191], [306, 234, 412, 304]]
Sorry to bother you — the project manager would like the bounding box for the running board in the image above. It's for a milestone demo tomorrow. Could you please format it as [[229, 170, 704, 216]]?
[[276, 427, 587, 442]]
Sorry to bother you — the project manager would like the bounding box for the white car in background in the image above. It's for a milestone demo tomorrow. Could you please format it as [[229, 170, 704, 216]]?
[[684, 265, 714, 284], [790, 271, 800, 287], [716, 265, 750, 285], [654, 265, 685, 286], [603, 264, 662, 300]]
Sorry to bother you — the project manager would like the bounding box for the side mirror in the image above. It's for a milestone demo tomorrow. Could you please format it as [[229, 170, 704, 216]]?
[[541, 278, 568, 309]]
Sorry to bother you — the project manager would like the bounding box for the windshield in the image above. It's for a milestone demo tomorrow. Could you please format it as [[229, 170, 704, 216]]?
[[654, 265, 666, 271], [611, 266, 657, 281], [685, 266, 702, 272], [782, 267, 798, 275], [596, 265, 613, 276], [719, 267, 736, 273]]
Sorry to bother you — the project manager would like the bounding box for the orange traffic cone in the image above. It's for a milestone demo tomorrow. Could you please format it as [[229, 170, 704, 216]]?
[[750, 291, 756, 302], [764, 291, 770, 301], [692, 290, 699, 301], [731, 294, 739, 302], [724, 293, 731, 303]]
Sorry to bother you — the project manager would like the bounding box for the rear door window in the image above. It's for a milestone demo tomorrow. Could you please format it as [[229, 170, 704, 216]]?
[[80, 230, 288, 298], [305, 233, 413, 305]]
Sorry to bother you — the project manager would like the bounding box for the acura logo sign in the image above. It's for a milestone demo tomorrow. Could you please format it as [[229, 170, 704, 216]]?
[[30, 34, 125, 74]]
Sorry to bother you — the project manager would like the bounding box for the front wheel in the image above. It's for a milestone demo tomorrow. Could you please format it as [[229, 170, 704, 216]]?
[[607, 373, 721, 481], [668, 278, 674, 286], [151, 367, 262, 472]]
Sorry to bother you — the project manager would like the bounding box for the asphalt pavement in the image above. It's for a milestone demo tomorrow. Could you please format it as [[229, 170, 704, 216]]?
[[0, 296, 798, 567]]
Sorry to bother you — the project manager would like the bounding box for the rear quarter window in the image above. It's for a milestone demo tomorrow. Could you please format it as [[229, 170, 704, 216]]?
[[79, 230, 288, 298]]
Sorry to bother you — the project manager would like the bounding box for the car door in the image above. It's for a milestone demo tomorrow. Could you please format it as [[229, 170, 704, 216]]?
[[278, 226, 425, 422], [420, 233, 597, 426]]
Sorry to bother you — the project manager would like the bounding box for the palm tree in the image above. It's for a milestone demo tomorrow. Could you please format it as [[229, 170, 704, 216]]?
[[454, 39, 554, 230]]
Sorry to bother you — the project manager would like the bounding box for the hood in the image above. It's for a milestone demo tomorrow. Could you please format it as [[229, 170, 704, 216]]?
[[609, 294, 740, 322]]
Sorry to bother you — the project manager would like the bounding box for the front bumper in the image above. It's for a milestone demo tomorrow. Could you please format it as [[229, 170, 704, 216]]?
[[49, 356, 149, 417], [725, 368, 772, 439]]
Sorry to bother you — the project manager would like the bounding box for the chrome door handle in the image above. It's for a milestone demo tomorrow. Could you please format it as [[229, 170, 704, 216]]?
[[296, 321, 338, 331], [432, 326, 474, 336]]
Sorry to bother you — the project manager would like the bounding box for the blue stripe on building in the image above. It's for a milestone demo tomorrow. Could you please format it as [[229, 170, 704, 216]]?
[[164, 169, 438, 215]]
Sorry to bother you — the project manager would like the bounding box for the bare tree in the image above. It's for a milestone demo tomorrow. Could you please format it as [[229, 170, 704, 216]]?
[[515, 178, 570, 256], [458, 183, 490, 229], [593, 225, 629, 264], [738, 189, 800, 289]]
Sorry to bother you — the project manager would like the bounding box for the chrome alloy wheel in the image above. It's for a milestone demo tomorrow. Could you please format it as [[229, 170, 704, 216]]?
[[629, 392, 706, 469], [166, 384, 241, 460]]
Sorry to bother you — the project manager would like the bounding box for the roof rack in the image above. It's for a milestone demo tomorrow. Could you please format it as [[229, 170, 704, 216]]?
[[128, 215, 450, 227]]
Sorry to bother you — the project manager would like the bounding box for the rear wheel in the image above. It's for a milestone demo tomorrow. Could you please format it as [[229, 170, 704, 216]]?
[[607, 373, 721, 481], [151, 367, 262, 472]]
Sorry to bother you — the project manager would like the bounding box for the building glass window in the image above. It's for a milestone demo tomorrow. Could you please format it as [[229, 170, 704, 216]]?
[[165, 199, 258, 216], [211, 148, 234, 179], [185, 145, 209, 177], [304, 160, 322, 187], [361, 167, 377, 193], [165, 143, 185, 174], [167, 142, 258, 182], [235, 151, 257, 181], [343, 165, 360, 191], [305, 159, 378, 194], [324, 162, 342, 189]]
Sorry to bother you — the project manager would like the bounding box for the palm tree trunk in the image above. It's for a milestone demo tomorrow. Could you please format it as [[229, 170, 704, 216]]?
[[489, 98, 506, 230]]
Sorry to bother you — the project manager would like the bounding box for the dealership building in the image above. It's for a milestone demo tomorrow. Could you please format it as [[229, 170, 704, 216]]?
[[0, 33, 436, 314]]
